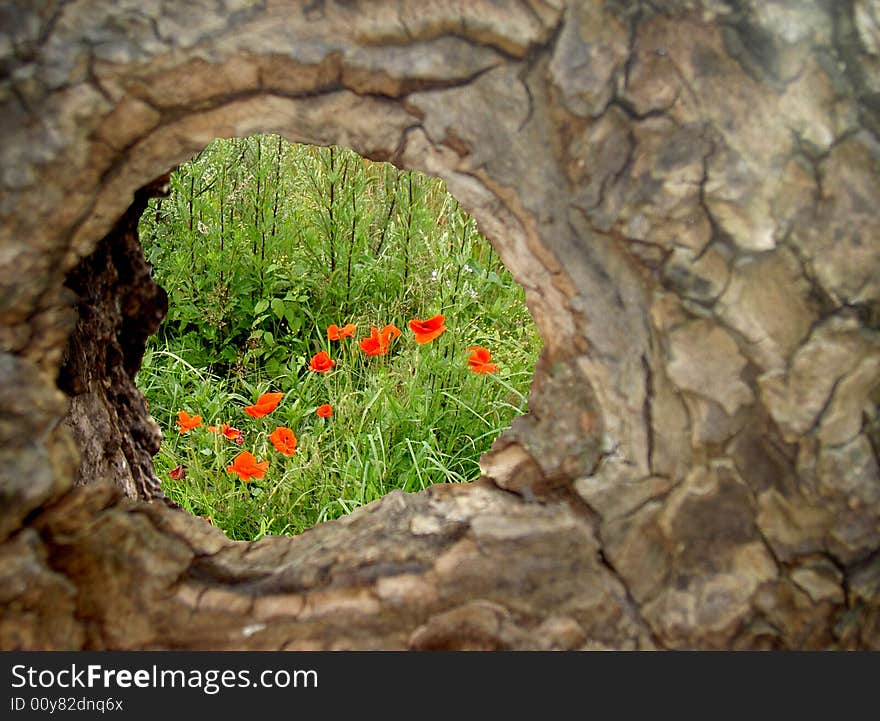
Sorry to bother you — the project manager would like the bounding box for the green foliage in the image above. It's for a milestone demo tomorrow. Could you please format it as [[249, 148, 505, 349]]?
[[137, 135, 542, 540]]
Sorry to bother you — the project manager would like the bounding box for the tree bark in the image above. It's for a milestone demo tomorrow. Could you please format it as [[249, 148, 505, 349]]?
[[57, 178, 170, 504], [0, 0, 878, 649]]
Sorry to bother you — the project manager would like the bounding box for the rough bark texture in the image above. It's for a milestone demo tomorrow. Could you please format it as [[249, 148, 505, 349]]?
[[1, 0, 878, 650], [57, 177, 170, 503]]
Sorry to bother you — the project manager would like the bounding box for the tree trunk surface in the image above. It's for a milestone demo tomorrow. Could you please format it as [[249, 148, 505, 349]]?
[[1, 0, 878, 650]]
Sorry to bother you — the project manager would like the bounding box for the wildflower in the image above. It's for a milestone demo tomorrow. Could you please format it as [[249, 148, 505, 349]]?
[[328, 323, 356, 340], [467, 346, 499, 375], [169, 465, 186, 480], [269, 427, 298, 456], [316, 404, 333, 418], [309, 350, 335, 373], [244, 392, 284, 418], [408, 314, 447, 344], [222, 423, 242, 441], [176, 410, 202, 434], [225, 451, 269, 482], [208, 423, 243, 442], [359, 324, 402, 356]]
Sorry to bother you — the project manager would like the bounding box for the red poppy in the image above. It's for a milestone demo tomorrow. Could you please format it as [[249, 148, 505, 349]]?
[[244, 392, 284, 419], [225, 451, 270, 482], [359, 324, 402, 356], [208, 423, 243, 441], [409, 314, 447, 344], [169, 465, 186, 480], [309, 350, 335, 373], [328, 323, 356, 340], [467, 346, 499, 375], [316, 404, 333, 418], [269, 427, 298, 456], [176, 410, 202, 434], [221, 423, 243, 441]]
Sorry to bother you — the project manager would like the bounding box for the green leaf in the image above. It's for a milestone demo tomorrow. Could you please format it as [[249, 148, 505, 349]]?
[[254, 299, 270, 314], [286, 313, 302, 334], [271, 297, 285, 319]]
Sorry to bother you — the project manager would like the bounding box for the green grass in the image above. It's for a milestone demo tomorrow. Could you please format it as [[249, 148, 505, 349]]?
[[136, 136, 541, 540]]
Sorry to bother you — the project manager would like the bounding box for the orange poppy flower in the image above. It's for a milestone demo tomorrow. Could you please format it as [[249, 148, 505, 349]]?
[[269, 426, 298, 456], [225, 451, 270, 482], [309, 350, 335, 373], [169, 465, 186, 480], [467, 346, 499, 375], [224, 424, 242, 440], [409, 314, 447, 344], [176, 410, 202, 434], [244, 392, 284, 419], [328, 323, 356, 340], [359, 324, 402, 356], [215, 423, 243, 441], [316, 404, 333, 418]]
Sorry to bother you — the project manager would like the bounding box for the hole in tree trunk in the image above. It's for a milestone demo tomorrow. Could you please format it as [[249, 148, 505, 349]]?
[[5, 1, 878, 651], [60, 136, 542, 541]]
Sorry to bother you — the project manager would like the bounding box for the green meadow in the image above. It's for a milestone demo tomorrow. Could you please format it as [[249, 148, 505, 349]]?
[[136, 136, 541, 540]]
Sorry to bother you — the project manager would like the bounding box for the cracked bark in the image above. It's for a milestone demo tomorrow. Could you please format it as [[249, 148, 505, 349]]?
[[1, 0, 878, 649]]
